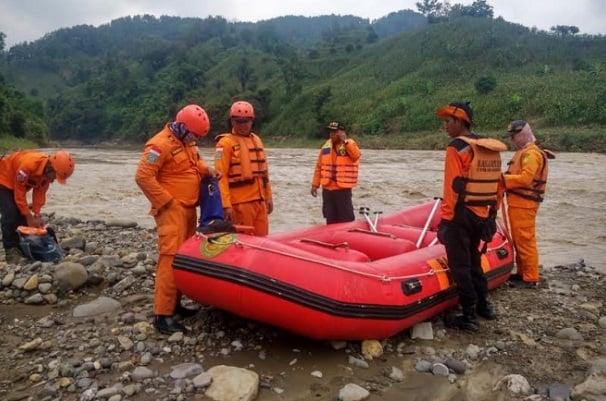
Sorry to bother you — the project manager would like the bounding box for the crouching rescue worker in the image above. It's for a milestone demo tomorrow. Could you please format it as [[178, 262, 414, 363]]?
[[310, 121, 361, 224], [214, 101, 273, 236], [502, 120, 554, 289], [436, 101, 507, 332], [135, 104, 219, 335], [0, 150, 75, 264]]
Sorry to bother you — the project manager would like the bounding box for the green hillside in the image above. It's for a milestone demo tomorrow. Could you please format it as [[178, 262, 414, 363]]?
[[1, 8, 605, 152]]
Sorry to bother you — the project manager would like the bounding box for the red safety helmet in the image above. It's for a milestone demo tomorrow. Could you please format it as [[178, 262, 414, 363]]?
[[49, 151, 75, 185], [176, 104, 210, 137], [229, 101, 255, 119]]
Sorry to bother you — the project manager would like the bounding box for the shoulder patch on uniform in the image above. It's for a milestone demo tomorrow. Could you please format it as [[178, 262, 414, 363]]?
[[215, 147, 223, 159], [147, 147, 161, 163]]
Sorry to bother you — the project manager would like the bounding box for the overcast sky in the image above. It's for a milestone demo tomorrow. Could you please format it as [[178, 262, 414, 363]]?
[[1, 0, 605, 48]]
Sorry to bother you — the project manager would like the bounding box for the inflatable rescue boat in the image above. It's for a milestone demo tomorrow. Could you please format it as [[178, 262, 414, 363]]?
[[173, 199, 513, 340]]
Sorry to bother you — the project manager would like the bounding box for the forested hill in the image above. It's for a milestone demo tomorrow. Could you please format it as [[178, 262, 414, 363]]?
[[0, 7, 605, 149]]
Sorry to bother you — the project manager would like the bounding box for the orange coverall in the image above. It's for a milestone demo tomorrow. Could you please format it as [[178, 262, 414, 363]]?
[[0, 151, 51, 217], [503, 143, 547, 283], [214, 133, 273, 236], [0, 151, 50, 248], [135, 126, 210, 316]]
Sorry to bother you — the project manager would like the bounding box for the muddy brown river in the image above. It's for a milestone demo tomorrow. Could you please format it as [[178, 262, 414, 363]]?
[[43, 147, 606, 273]]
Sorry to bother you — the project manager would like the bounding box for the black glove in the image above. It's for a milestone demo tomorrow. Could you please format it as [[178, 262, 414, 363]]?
[[437, 220, 450, 245], [480, 214, 497, 243]]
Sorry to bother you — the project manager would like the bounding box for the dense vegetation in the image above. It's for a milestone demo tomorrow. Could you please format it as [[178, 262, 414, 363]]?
[[0, 2, 605, 152]]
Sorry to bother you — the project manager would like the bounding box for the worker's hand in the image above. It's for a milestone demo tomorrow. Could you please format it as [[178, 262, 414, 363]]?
[[266, 200, 274, 215], [26, 214, 44, 228], [208, 167, 222, 180], [310, 185, 318, 197], [223, 207, 233, 221], [337, 131, 348, 142], [437, 220, 450, 245]]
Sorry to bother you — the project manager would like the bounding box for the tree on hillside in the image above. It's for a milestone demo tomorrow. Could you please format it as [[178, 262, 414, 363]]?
[[416, 0, 449, 23], [233, 57, 255, 92], [550, 25, 579, 36], [450, 0, 494, 18], [0, 32, 5, 52]]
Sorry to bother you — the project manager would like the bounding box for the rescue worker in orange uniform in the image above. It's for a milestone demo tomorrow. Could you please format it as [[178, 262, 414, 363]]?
[[502, 120, 553, 289], [135, 104, 219, 334], [436, 102, 506, 332], [214, 101, 273, 236], [311, 121, 361, 224], [0, 150, 75, 264]]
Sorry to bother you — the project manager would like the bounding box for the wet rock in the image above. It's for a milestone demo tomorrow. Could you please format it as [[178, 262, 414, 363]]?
[[431, 362, 449, 376], [348, 355, 369, 369], [361, 340, 383, 360], [411, 322, 434, 340], [72, 296, 121, 317], [60, 236, 86, 250], [548, 382, 571, 401], [387, 366, 404, 381], [131, 366, 156, 381], [338, 383, 370, 401], [555, 327, 584, 341], [54, 262, 88, 291], [494, 374, 531, 395], [204, 365, 259, 401], [170, 362, 203, 379], [571, 373, 606, 401]]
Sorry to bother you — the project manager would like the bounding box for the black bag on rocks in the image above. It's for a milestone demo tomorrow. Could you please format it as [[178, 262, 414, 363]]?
[[17, 226, 64, 263]]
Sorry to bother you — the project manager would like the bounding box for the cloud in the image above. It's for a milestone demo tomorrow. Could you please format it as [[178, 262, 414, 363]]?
[[1, 0, 605, 48]]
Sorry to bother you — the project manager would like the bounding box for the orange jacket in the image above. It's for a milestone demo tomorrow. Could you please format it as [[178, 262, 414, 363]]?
[[135, 125, 210, 215], [214, 132, 273, 208], [441, 135, 504, 221], [312, 139, 361, 191], [504, 143, 549, 208], [0, 151, 51, 216]]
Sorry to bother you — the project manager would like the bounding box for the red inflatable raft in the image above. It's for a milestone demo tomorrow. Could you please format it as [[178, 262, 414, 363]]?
[[173, 199, 513, 340]]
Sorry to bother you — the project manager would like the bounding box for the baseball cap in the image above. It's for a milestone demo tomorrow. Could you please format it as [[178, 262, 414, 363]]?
[[327, 121, 345, 131], [503, 120, 527, 138]]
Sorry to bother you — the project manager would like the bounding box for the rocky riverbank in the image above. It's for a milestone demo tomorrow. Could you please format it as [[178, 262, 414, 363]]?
[[1, 214, 605, 401]]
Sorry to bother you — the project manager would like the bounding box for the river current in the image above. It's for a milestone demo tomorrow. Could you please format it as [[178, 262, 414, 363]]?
[[42, 148, 606, 273]]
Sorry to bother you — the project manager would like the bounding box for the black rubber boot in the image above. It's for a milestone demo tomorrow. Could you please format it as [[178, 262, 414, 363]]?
[[446, 306, 480, 332], [175, 304, 198, 318], [508, 273, 523, 282], [154, 316, 185, 334], [476, 301, 497, 320]]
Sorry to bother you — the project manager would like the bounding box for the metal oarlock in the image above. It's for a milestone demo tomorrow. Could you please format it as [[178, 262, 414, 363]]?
[[359, 206, 377, 232], [416, 197, 442, 249]]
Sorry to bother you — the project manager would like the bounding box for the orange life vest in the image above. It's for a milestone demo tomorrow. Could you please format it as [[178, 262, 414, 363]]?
[[216, 133, 269, 188], [318, 140, 359, 189], [505, 144, 550, 203], [456, 136, 506, 207]]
